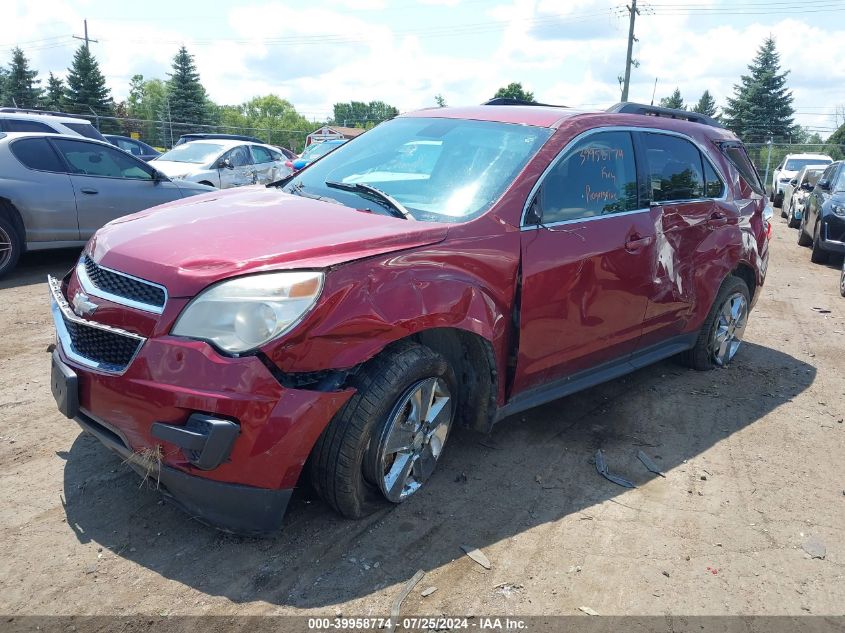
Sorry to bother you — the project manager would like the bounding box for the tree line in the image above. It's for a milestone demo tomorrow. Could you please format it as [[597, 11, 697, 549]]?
[[1, 36, 842, 159], [0, 44, 402, 151]]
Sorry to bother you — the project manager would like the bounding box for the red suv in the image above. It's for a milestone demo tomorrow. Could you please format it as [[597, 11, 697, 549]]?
[[49, 102, 770, 534]]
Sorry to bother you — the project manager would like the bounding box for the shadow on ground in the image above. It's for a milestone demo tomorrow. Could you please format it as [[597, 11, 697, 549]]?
[[0, 249, 80, 291], [59, 340, 816, 608]]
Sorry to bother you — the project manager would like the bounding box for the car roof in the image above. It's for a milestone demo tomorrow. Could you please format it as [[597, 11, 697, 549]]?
[[0, 131, 112, 145], [0, 111, 92, 125], [784, 153, 832, 159], [400, 104, 738, 141], [168, 139, 277, 150]]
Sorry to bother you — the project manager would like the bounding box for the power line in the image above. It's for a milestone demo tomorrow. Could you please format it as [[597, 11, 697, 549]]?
[[72, 19, 98, 51]]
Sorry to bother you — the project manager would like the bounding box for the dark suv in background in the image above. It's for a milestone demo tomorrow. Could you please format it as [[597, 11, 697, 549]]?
[[48, 102, 770, 534], [799, 160, 845, 264]]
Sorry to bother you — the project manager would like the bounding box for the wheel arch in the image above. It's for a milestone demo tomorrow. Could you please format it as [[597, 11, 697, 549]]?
[[0, 197, 26, 249]]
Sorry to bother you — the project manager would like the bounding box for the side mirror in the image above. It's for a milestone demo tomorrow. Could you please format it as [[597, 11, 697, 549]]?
[[790, 179, 798, 186], [818, 179, 830, 191], [218, 158, 234, 170], [801, 182, 813, 191], [152, 169, 168, 183]]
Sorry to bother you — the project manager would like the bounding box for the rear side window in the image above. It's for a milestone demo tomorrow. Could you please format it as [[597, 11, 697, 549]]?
[[63, 122, 106, 142], [4, 119, 55, 133], [115, 138, 143, 156], [10, 138, 66, 172], [538, 130, 638, 224], [719, 143, 765, 195], [703, 159, 725, 198], [642, 133, 704, 202], [251, 145, 273, 164]]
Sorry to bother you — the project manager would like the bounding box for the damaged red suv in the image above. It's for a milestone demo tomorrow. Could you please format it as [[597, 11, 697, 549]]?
[[49, 102, 770, 534]]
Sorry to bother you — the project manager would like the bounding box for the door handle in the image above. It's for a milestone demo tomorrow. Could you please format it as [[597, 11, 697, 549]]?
[[707, 211, 728, 227], [80, 188, 98, 195], [625, 233, 653, 252]]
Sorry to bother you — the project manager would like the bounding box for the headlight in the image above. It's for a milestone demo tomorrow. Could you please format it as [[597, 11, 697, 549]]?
[[172, 271, 324, 354], [832, 204, 845, 217]]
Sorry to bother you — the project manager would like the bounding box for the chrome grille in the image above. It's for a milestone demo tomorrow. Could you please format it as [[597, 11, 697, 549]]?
[[78, 255, 167, 313], [49, 276, 145, 374]]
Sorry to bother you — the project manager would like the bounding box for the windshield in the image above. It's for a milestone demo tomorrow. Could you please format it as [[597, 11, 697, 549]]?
[[288, 117, 552, 222], [301, 141, 345, 161], [157, 143, 224, 164], [785, 157, 831, 171]]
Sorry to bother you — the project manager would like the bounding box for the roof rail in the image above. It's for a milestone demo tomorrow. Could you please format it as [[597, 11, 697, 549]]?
[[607, 102, 722, 128], [0, 107, 83, 118], [483, 98, 567, 108]]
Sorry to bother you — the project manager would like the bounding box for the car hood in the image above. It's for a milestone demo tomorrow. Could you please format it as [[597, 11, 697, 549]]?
[[87, 186, 449, 297], [152, 160, 207, 177]]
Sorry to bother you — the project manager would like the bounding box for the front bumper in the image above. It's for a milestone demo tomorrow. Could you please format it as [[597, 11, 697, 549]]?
[[48, 274, 354, 533], [820, 215, 845, 254], [76, 409, 292, 535]]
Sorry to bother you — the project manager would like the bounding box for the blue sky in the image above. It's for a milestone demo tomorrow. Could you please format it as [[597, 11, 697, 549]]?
[[5, 0, 845, 136]]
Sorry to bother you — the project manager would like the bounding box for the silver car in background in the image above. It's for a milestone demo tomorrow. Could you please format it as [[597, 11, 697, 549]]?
[[783, 165, 827, 228], [0, 132, 213, 278], [151, 139, 292, 188]]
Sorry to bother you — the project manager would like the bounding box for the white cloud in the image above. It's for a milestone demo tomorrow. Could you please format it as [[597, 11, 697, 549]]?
[[3, 0, 844, 136]]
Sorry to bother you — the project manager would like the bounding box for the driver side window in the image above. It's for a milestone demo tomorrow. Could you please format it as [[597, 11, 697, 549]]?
[[53, 138, 153, 180], [535, 131, 638, 225]]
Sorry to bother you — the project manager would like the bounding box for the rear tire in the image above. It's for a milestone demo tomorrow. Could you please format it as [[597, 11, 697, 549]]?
[[810, 222, 828, 264], [681, 276, 750, 371], [309, 342, 456, 519], [0, 215, 23, 279]]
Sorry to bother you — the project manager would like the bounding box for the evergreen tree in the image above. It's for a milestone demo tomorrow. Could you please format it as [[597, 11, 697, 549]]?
[[723, 37, 796, 143], [5, 47, 42, 108], [0, 67, 8, 107], [692, 90, 717, 117], [65, 44, 113, 118], [435, 93, 447, 108], [42, 73, 66, 111], [166, 46, 210, 135], [659, 87, 685, 110], [493, 82, 535, 103]]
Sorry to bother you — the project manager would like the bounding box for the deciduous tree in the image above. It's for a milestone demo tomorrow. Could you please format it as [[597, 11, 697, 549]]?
[[492, 82, 535, 103]]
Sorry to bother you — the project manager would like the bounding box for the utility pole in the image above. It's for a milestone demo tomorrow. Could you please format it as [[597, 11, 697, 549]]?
[[621, 0, 639, 102], [73, 19, 98, 51]]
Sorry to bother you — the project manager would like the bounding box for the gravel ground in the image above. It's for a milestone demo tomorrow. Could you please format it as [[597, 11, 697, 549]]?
[[0, 217, 843, 619]]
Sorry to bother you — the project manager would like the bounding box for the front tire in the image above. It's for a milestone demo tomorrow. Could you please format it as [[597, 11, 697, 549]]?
[[682, 276, 750, 371], [787, 201, 799, 228], [309, 342, 456, 519], [840, 261, 845, 297], [810, 221, 828, 264], [0, 216, 23, 279], [798, 214, 812, 246]]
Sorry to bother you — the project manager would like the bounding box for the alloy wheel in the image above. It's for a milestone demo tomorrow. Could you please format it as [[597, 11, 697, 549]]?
[[0, 226, 12, 269], [710, 292, 748, 366], [375, 377, 453, 503]]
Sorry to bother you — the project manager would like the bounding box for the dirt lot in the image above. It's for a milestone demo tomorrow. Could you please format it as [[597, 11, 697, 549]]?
[[0, 217, 843, 619]]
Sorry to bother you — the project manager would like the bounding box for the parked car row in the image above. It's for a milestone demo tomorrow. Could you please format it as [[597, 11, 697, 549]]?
[[771, 152, 833, 208], [782, 159, 845, 297], [0, 108, 302, 276]]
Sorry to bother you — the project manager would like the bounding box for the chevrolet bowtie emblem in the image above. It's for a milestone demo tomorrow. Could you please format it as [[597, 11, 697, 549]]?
[[72, 290, 98, 318]]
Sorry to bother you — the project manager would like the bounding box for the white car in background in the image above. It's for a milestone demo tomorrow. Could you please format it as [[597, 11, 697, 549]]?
[[782, 164, 827, 228], [152, 139, 292, 189], [771, 152, 832, 207], [0, 108, 106, 141]]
